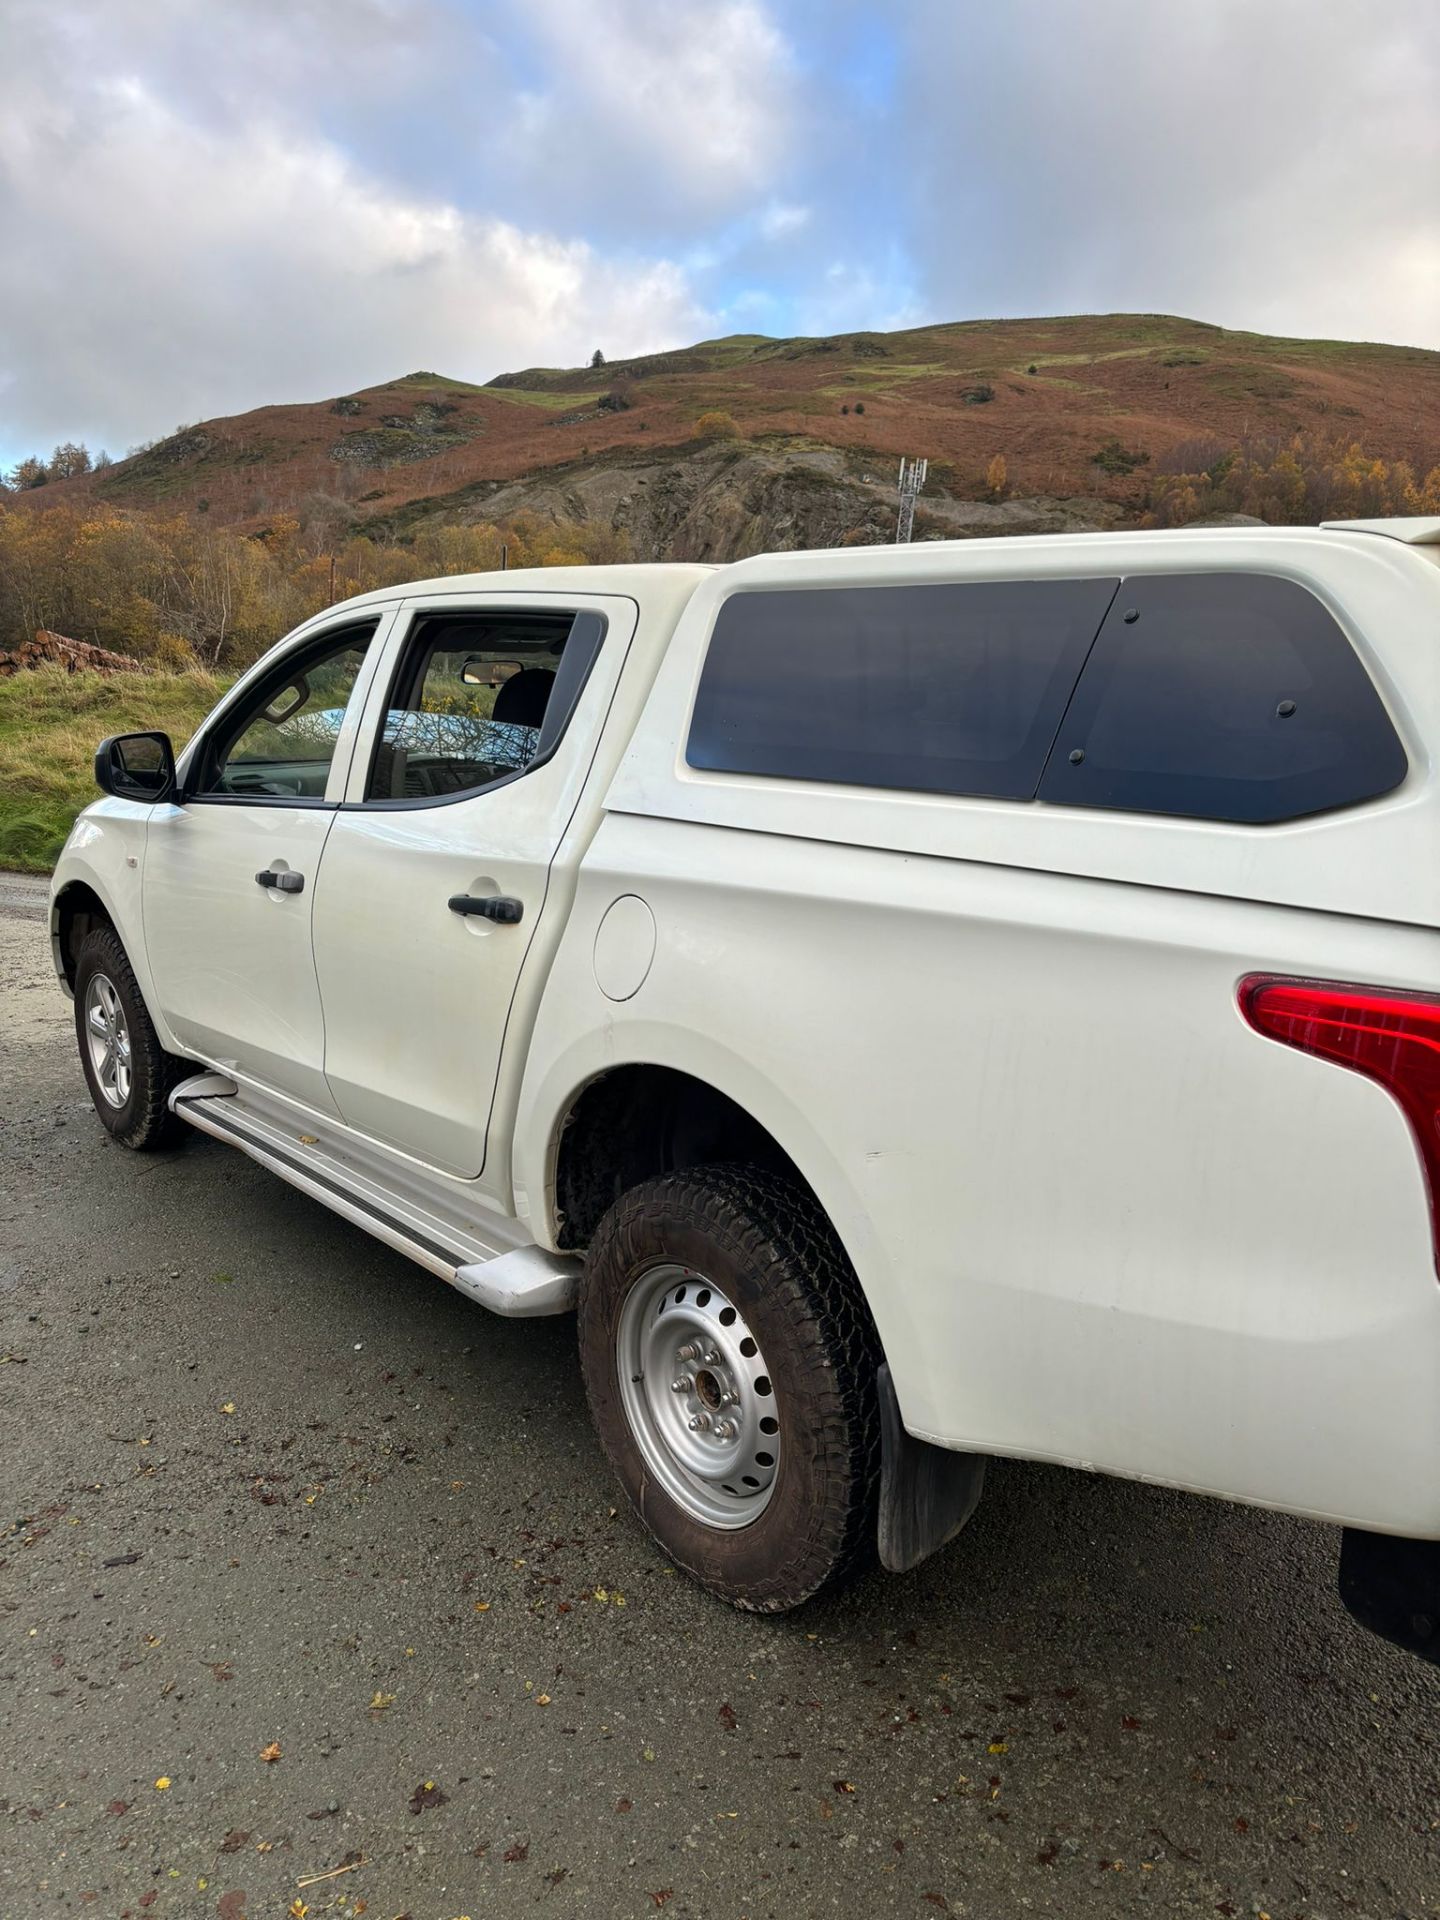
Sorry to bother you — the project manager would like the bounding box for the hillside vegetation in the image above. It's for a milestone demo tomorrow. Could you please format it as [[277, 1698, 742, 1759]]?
[[0, 666, 228, 871], [9, 313, 1438, 562]]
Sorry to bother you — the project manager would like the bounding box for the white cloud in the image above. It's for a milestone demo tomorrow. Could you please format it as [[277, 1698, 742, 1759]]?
[[0, 5, 715, 455], [898, 0, 1440, 350], [759, 202, 811, 240], [507, 0, 796, 226]]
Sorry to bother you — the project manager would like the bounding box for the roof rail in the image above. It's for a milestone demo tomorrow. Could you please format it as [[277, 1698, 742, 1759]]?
[[1320, 516, 1440, 545]]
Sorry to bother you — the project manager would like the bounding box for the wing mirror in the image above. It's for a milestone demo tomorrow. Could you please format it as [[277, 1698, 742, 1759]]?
[[94, 731, 178, 803]]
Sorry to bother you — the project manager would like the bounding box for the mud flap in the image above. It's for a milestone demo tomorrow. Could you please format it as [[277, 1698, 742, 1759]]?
[[876, 1362, 987, 1574], [1338, 1528, 1440, 1665]]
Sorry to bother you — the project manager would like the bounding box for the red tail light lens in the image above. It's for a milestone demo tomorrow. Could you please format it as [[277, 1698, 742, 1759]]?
[[1239, 974, 1440, 1274]]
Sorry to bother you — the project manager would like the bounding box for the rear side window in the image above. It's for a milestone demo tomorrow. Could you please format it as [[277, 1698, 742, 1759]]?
[[1037, 573, 1406, 823], [687, 578, 1118, 800]]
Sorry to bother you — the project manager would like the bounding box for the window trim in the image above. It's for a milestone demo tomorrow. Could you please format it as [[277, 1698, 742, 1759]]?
[[346, 606, 609, 812], [182, 617, 385, 810]]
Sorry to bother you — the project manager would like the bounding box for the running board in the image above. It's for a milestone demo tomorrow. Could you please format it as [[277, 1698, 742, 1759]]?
[[169, 1074, 579, 1317]]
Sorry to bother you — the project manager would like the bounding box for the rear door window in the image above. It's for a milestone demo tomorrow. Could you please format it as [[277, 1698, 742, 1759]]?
[[364, 610, 605, 804], [687, 578, 1118, 800], [1036, 572, 1406, 823]]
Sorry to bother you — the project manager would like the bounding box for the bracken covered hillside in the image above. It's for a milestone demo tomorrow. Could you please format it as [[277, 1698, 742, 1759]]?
[[26, 314, 1440, 561]]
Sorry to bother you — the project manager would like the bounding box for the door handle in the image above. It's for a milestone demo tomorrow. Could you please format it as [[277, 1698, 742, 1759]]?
[[255, 869, 305, 893], [448, 892, 523, 924]]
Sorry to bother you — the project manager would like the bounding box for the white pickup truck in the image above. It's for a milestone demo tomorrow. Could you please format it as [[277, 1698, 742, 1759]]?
[[51, 519, 1440, 1657]]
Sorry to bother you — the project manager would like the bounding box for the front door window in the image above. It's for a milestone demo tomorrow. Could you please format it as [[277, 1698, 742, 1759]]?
[[197, 630, 373, 800]]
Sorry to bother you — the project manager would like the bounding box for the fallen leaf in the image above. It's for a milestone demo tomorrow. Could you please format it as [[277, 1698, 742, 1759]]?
[[103, 1552, 141, 1568], [648, 1893, 673, 1909], [154, 1777, 171, 1791], [473, 1602, 491, 1614], [408, 1780, 449, 1815], [1121, 1716, 1142, 1732], [219, 1830, 250, 1854], [260, 1743, 282, 1764], [502, 1841, 529, 1864], [833, 1780, 855, 1794], [719, 1703, 738, 1732], [369, 1692, 395, 1712], [289, 1901, 308, 1919], [616, 1798, 633, 1814], [536, 1693, 551, 1707], [922, 1895, 949, 1911], [221, 1403, 236, 1416], [987, 1742, 1008, 1755], [106, 1800, 128, 1817]]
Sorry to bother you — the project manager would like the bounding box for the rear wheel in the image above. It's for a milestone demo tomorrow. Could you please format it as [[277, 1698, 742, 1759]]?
[[578, 1164, 881, 1612], [73, 926, 187, 1150]]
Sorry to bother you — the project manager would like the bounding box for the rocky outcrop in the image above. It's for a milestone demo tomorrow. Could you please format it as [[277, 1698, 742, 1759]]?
[[0, 630, 144, 676], [389, 441, 1126, 562]]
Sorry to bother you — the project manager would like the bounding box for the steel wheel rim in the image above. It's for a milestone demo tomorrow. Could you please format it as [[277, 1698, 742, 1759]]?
[[84, 972, 132, 1110], [616, 1263, 781, 1530]]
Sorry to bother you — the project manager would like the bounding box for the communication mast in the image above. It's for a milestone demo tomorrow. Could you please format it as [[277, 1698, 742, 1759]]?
[[896, 456, 927, 543]]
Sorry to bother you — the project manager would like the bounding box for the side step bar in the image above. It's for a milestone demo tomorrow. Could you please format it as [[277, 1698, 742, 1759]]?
[[169, 1074, 579, 1317]]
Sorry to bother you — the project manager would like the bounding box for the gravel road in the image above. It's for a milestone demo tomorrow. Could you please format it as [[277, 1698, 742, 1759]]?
[[2, 869, 1437, 1919]]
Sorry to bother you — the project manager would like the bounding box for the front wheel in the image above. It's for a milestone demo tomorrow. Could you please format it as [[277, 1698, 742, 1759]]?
[[578, 1165, 882, 1612], [73, 926, 188, 1150]]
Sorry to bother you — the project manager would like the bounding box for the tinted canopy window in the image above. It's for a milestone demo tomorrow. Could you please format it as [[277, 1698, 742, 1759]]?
[[687, 578, 1118, 800], [1037, 573, 1406, 823]]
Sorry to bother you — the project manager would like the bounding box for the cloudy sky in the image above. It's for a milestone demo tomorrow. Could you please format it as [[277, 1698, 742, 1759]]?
[[2, 0, 1437, 470]]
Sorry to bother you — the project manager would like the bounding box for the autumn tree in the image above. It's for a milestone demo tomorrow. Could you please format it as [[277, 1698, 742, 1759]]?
[[47, 442, 93, 480], [985, 454, 1008, 501]]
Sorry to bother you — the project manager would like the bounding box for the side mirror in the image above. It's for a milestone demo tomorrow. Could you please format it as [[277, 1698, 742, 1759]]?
[[94, 731, 178, 803]]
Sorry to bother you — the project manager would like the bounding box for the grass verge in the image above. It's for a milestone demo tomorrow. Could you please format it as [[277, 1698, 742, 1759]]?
[[0, 667, 230, 872]]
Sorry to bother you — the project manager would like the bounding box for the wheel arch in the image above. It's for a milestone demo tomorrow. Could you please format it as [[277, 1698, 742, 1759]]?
[[552, 1062, 813, 1252], [52, 878, 115, 995], [536, 1049, 921, 1395]]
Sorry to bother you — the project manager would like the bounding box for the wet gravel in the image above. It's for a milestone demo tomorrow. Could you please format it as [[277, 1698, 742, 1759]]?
[[2, 872, 1438, 1918]]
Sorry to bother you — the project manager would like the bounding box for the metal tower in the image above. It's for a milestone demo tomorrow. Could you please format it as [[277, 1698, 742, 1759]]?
[[896, 456, 927, 543]]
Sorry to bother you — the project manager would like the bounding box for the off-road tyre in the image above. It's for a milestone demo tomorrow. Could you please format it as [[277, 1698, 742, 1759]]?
[[579, 1164, 882, 1612], [73, 926, 188, 1150]]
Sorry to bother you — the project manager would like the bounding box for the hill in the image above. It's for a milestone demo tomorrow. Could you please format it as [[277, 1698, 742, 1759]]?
[[22, 313, 1440, 560]]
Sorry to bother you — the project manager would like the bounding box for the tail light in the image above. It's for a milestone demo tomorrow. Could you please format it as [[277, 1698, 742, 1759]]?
[[1238, 974, 1440, 1275]]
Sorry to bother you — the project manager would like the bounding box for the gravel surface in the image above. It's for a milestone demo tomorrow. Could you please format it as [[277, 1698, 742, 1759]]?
[[2, 869, 1437, 1919]]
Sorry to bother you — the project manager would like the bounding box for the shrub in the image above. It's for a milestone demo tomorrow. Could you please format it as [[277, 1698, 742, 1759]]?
[[961, 385, 994, 405], [854, 401, 865, 415], [1091, 438, 1151, 476], [694, 410, 740, 441], [596, 391, 631, 413], [985, 454, 1008, 501]]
